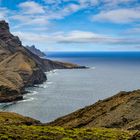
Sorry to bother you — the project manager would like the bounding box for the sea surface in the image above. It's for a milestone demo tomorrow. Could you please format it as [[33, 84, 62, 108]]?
[[1, 51, 140, 123]]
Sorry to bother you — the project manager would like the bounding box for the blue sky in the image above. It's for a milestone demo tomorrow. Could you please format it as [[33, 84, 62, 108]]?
[[0, 0, 140, 51]]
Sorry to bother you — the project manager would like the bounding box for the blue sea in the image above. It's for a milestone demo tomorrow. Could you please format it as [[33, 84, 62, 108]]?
[[1, 51, 140, 123]]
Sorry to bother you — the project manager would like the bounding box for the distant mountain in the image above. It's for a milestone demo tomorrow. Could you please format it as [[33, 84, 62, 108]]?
[[26, 45, 46, 57]]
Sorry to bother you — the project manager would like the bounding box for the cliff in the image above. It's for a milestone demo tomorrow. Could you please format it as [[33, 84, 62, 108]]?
[[0, 20, 86, 103], [47, 89, 140, 131], [0, 20, 48, 102]]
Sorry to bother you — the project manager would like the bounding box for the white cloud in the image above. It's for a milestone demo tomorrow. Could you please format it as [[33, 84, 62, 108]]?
[[8, 0, 139, 29], [0, 12, 5, 20], [19, 1, 45, 14], [125, 24, 140, 34], [103, 0, 136, 7], [13, 31, 50, 42], [44, 0, 61, 4], [129, 28, 140, 34], [13, 30, 140, 45], [0, 8, 9, 20], [92, 8, 140, 23], [10, 1, 82, 28], [11, 14, 49, 27]]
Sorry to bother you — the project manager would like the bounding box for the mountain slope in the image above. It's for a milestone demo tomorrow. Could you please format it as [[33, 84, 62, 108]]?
[[47, 89, 140, 130], [0, 112, 135, 140]]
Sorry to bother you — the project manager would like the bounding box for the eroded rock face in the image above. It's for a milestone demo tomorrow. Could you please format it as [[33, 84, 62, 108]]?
[[0, 20, 47, 102], [0, 20, 22, 51], [0, 20, 10, 31]]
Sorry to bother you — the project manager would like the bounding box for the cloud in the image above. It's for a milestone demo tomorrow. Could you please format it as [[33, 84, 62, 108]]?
[[0, 8, 9, 20], [102, 0, 136, 8], [92, 7, 140, 24], [10, 1, 90, 29], [124, 24, 140, 34], [13, 31, 50, 42], [10, 1, 82, 28], [7, 0, 139, 29], [42, 0, 99, 21], [44, 0, 99, 6], [43, 0, 136, 11], [0, 11, 5, 20], [19, 1, 45, 14], [11, 15, 49, 28], [13, 30, 140, 45], [10, 1, 49, 27]]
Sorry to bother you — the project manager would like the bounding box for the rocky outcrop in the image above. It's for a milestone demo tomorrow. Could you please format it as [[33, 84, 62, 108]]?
[[47, 89, 140, 130], [43, 59, 87, 71], [26, 45, 46, 58]]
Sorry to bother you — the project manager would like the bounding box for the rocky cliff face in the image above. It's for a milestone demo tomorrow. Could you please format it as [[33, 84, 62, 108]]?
[[47, 89, 140, 130], [0, 20, 47, 102], [0, 20, 86, 102]]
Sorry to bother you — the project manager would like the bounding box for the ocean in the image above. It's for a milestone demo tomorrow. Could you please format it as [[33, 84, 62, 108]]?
[[0, 51, 140, 123]]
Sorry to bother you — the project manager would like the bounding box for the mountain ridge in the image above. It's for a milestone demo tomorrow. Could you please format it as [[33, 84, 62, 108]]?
[[26, 45, 46, 57], [47, 89, 140, 130]]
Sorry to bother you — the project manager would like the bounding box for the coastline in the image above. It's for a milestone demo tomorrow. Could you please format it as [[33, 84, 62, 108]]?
[[0, 20, 87, 103], [0, 89, 140, 139], [0, 20, 140, 140], [1, 89, 140, 130], [0, 62, 87, 103]]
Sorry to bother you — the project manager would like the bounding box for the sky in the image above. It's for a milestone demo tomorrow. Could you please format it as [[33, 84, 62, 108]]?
[[0, 0, 140, 52]]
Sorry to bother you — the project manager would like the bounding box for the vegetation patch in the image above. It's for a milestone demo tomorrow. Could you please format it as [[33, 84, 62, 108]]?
[[0, 125, 135, 140]]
